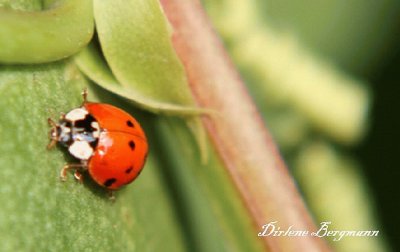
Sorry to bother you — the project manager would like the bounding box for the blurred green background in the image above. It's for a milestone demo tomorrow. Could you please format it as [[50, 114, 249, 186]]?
[[203, 0, 400, 251]]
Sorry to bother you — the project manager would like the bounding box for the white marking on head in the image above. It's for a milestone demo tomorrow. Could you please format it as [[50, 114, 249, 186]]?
[[60, 125, 71, 133], [91, 121, 100, 138], [68, 141, 93, 160], [65, 108, 88, 121], [58, 124, 72, 143]]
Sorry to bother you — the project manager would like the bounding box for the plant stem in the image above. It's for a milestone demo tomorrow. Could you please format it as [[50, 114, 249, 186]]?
[[160, 0, 331, 251]]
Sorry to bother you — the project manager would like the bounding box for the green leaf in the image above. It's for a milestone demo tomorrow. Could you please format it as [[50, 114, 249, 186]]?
[[0, 62, 187, 251], [92, 0, 200, 112], [0, 0, 42, 10], [0, 0, 94, 63], [75, 42, 210, 115]]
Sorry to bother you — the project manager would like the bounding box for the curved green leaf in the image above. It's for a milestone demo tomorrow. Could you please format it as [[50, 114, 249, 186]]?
[[92, 0, 198, 111], [0, 0, 94, 64]]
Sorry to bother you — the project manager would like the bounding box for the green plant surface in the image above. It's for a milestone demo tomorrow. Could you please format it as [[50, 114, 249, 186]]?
[[0, 0, 94, 63], [75, 43, 210, 116], [0, 0, 42, 10], [0, 62, 187, 251]]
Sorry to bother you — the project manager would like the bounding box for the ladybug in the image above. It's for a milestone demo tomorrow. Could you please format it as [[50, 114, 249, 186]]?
[[47, 89, 148, 193]]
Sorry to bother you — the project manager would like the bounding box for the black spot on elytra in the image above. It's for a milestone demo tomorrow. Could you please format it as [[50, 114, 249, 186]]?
[[129, 140, 135, 150], [104, 178, 117, 187], [125, 167, 133, 174], [126, 120, 134, 127]]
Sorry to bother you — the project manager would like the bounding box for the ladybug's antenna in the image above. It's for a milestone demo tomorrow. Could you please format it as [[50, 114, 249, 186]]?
[[47, 117, 57, 128], [47, 118, 58, 149]]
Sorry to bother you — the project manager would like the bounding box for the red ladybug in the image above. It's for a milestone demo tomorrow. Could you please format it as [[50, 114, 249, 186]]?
[[48, 89, 148, 193]]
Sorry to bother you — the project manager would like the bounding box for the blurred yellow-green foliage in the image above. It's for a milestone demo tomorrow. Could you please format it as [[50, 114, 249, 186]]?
[[203, 0, 400, 251]]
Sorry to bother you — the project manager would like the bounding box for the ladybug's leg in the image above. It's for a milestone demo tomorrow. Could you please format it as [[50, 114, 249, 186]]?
[[47, 139, 57, 150], [48, 117, 57, 127], [60, 163, 87, 182], [81, 88, 88, 105], [107, 190, 116, 202], [74, 171, 84, 183]]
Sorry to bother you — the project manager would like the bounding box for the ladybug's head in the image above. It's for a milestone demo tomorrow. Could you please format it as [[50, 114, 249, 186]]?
[[47, 118, 72, 149]]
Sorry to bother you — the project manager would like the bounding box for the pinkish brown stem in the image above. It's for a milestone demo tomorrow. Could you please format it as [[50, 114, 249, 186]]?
[[160, 0, 331, 251]]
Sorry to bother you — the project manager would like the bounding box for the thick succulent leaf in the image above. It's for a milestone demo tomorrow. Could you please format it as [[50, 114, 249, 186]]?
[[0, 0, 94, 63], [0, 62, 187, 251]]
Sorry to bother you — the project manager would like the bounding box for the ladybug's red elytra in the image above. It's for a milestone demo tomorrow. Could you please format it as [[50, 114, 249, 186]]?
[[48, 89, 148, 194]]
